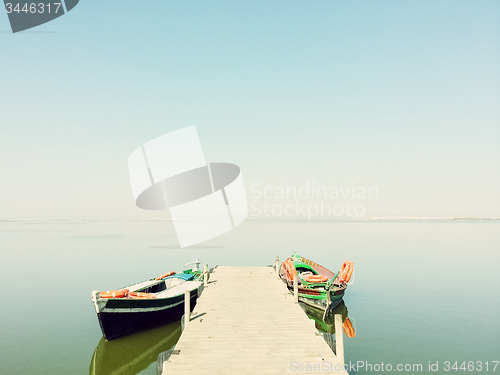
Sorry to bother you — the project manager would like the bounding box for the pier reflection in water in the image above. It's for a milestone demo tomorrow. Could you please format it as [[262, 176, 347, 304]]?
[[89, 320, 181, 375], [300, 301, 356, 354]]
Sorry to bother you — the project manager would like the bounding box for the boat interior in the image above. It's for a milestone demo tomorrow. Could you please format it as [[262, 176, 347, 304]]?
[[293, 262, 343, 288], [295, 266, 317, 284], [120, 274, 197, 297]]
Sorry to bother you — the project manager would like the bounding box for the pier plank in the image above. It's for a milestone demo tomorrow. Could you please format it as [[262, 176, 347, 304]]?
[[162, 266, 348, 375]]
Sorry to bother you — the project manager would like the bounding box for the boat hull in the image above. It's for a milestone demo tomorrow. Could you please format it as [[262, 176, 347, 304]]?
[[95, 286, 202, 340], [295, 289, 345, 311]]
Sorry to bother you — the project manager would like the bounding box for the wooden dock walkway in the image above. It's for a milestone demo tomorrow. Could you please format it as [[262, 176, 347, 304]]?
[[161, 266, 349, 375]]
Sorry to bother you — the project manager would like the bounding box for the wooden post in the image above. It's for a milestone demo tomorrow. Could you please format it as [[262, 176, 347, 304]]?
[[334, 314, 344, 364], [293, 273, 298, 303], [204, 264, 209, 287], [184, 290, 190, 326]]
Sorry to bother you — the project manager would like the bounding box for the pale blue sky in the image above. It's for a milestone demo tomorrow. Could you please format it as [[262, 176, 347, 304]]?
[[0, 0, 499, 219]]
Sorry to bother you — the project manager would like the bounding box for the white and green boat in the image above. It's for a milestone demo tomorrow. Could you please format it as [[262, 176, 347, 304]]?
[[279, 253, 354, 314], [91, 260, 206, 340]]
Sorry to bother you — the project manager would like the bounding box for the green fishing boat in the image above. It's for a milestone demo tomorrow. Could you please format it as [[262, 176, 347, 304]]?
[[279, 253, 354, 316]]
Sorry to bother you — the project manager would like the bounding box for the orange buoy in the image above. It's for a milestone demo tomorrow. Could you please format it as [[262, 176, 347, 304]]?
[[287, 260, 296, 280], [343, 317, 356, 338], [128, 292, 156, 299], [304, 274, 329, 283], [155, 271, 175, 281], [338, 261, 354, 283], [99, 290, 127, 299], [340, 261, 347, 275], [282, 259, 296, 281], [344, 262, 353, 283]]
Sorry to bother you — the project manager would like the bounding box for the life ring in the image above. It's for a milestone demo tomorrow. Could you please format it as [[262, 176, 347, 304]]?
[[339, 261, 354, 283], [128, 292, 156, 299], [155, 271, 175, 281], [304, 274, 328, 283], [340, 261, 346, 273], [344, 262, 354, 283], [287, 260, 296, 279], [282, 259, 296, 281], [338, 263, 347, 282], [99, 290, 127, 299], [343, 317, 356, 338], [280, 262, 285, 276]]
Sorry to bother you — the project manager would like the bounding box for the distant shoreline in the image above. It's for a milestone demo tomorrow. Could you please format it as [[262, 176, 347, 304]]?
[[1, 217, 499, 223]]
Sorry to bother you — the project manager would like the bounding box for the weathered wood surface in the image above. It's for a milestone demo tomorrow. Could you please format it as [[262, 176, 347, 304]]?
[[162, 266, 348, 374]]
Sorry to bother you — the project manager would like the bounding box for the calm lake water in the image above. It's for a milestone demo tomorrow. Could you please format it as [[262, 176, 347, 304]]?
[[0, 220, 498, 374]]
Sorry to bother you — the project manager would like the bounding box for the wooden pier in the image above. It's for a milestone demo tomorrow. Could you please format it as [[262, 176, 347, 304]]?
[[160, 266, 349, 375]]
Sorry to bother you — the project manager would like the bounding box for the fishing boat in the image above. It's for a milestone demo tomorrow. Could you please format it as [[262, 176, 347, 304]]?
[[279, 253, 354, 315], [91, 260, 206, 340]]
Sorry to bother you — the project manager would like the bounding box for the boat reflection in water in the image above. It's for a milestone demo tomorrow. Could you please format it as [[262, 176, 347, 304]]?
[[300, 301, 356, 354], [89, 319, 181, 375]]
